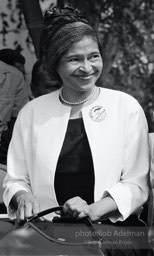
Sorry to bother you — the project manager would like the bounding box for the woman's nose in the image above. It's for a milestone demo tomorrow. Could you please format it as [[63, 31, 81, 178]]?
[[79, 60, 92, 73]]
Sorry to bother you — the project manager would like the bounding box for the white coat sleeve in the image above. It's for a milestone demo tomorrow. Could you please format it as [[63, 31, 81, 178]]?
[[3, 106, 32, 219], [105, 105, 150, 222]]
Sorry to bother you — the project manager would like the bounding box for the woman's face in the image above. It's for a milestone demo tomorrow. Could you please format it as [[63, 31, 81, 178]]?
[[57, 36, 103, 93]]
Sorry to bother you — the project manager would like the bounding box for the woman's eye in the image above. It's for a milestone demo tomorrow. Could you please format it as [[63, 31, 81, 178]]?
[[91, 54, 100, 59], [69, 58, 79, 62]]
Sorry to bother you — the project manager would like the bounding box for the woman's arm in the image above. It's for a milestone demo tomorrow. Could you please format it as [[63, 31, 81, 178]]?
[[3, 106, 33, 219]]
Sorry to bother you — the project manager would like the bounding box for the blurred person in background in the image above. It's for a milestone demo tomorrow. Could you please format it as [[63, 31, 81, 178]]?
[[0, 48, 29, 175], [0, 58, 28, 140], [0, 48, 33, 101], [0, 50, 28, 212], [0, 48, 25, 76]]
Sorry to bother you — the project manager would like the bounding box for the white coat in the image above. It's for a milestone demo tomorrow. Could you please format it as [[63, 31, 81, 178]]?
[[3, 88, 150, 222]]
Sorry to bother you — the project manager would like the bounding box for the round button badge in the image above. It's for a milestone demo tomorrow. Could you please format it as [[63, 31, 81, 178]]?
[[89, 106, 106, 122]]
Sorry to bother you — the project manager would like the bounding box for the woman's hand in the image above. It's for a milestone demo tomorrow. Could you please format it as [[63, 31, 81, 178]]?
[[11, 191, 40, 223], [63, 196, 101, 221], [63, 196, 118, 221], [63, 196, 89, 219]]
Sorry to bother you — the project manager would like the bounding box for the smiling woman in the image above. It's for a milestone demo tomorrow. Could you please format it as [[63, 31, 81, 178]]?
[[40, 12, 103, 107], [3, 6, 150, 256], [57, 37, 103, 102]]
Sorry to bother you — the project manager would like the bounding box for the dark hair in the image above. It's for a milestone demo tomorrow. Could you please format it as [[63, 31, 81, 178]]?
[[31, 58, 61, 89], [31, 59, 43, 86], [39, 6, 103, 84], [0, 48, 25, 66]]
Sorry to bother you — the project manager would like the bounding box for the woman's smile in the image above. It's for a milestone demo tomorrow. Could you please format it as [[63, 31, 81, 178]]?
[[74, 73, 94, 80]]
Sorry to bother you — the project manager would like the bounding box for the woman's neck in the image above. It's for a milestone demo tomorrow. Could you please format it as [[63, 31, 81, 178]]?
[[62, 87, 95, 103], [68, 86, 100, 119]]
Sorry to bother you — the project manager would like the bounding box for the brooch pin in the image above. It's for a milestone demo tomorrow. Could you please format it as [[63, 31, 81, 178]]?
[[89, 106, 106, 122]]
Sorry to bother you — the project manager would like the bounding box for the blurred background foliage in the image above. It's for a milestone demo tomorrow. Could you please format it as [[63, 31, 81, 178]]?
[[0, 0, 154, 131]]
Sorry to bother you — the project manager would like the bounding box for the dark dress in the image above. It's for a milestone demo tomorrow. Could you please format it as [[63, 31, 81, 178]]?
[[54, 118, 94, 205]]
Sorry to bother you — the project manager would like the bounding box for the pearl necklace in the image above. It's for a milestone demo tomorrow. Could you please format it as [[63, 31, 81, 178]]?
[[59, 86, 96, 106]]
